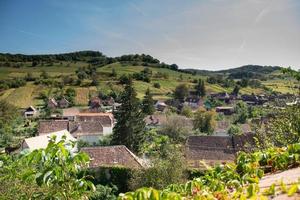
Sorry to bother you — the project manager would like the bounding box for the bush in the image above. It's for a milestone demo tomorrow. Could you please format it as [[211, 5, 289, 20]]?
[[181, 105, 193, 118], [88, 167, 132, 193], [159, 114, 193, 142], [228, 124, 242, 136], [153, 82, 161, 89], [89, 184, 117, 200], [129, 146, 186, 190]]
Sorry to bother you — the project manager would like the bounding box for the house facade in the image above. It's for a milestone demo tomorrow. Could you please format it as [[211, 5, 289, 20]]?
[[69, 121, 104, 144], [75, 113, 114, 136], [24, 106, 38, 118]]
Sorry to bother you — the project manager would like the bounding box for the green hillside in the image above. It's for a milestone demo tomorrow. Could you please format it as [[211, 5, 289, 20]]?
[[0, 51, 297, 108]]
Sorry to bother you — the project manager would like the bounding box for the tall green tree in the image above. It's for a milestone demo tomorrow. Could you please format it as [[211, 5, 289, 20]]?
[[142, 88, 155, 115], [234, 101, 248, 124], [174, 84, 189, 101], [193, 108, 216, 134], [232, 85, 240, 96], [111, 78, 145, 153], [195, 79, 206, 97]]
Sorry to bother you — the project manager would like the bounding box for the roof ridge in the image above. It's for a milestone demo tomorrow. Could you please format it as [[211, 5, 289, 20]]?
[[122, 146, 145, 168]]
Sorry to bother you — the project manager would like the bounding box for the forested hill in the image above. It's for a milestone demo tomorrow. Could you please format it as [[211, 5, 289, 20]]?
[[0, 51, 180, 70], [185, 65, 282, 79], [0, 51, 282, 78]]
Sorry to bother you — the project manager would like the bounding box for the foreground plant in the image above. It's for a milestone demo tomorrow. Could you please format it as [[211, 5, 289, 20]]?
[[119, 143, 300, 199], [0, 135, 95, 199]]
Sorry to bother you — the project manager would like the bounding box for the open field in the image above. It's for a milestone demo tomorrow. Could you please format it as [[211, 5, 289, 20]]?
[[1, 85, 35, 108], [262, 79, 298, 94]]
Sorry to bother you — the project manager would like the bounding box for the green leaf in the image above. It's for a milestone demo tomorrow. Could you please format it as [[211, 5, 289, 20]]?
[[150, 189, 160, 200], [288, 184, 298, 196]]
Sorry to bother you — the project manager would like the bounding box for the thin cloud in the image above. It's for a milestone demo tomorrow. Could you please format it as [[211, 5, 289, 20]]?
[[254, 7, 269, 25], [129, 2, 146, 17]]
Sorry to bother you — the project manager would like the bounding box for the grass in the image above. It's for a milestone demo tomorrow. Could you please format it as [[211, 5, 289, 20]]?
[[2, 85, 35, 108], [262, 79, 298, 94]]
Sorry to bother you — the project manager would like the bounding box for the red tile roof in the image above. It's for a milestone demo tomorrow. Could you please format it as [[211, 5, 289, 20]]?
[[38, 120, 69, 135], [81, 145, 144, 169]]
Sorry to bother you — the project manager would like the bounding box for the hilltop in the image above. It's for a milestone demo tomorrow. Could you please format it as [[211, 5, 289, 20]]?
[[185, 65, 282, 78]]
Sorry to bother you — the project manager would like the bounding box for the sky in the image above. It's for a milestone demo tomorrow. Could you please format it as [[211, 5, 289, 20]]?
[[0, 0, 299, 70]]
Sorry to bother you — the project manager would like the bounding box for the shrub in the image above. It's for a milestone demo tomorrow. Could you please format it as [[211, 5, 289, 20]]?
[[153, 82, 161, 89]]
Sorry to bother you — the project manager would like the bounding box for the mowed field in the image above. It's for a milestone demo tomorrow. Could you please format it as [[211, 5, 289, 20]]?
[[0, 62, 295, 108], [262, 79, 298, 94], [0, 85, 35, 108]]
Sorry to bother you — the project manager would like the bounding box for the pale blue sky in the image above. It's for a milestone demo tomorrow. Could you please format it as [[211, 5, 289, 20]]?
[[0, 0, 299, 69]]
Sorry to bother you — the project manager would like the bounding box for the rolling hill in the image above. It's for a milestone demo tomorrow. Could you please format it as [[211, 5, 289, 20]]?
[[0, 51, 297, 108]]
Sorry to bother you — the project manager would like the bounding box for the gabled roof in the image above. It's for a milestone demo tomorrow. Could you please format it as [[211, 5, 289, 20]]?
[[186, 135, 255, 168], [69, 121, 103, 137], [23, 130, 76, 151], [75, 113, 114, 127], [25, 106, 37, 112], [38, 120, 69, 135], [145, 114, 167, 126], [62, 107, 80, 117], [81, 145, 144, 169], [48, 98, 58, 106], [59, 97, 70, 104]]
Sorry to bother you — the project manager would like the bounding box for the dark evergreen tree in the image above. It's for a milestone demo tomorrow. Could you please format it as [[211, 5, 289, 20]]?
[[195, 79, 206, 97], [111, 68, 117, 77], [142, 88, 155, 115], [232, 85, 240, 96], [111, 78, 145, 153]]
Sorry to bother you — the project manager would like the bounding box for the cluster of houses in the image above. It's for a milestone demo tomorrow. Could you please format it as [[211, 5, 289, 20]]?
[[21, 129, 144, 169], [18, 91, 299, 171], [48, 97, 70, 109], [20, 127, 255, 170], [154, 92, 299, 117]]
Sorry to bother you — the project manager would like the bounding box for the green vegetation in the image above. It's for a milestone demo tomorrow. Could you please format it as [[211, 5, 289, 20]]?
[[111, 78, 146, 153], [193, 108, 216, 135], [119, 143, 300, 199], [142, 88, 155, 115], [0, 136, 95, 199], [0, 51, 295, 108]]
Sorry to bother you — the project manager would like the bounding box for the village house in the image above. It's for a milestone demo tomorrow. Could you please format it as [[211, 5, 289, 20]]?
[[154, 101, 168, 112], [22, 130, 77, 151], [58, 97, 70, 108], [183, 96, 203, 110], [62, 107, 81, 120], [75, 113, 114, 135], [81, 145, 145, 169], [185, 134, 255, 168], [38, 120, 69, 135], [48, 98, 58, 109], [145, 114, 167, 128], [215, 106, 234, 115], [24, 106, 38, 118], [211, 92, 231, 104], [89, 96, 102, 109], [69, 121, 104, 144], [241, 94, 267, 105], [103, 96, 115, 106], [38, 112, 114, 144]]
